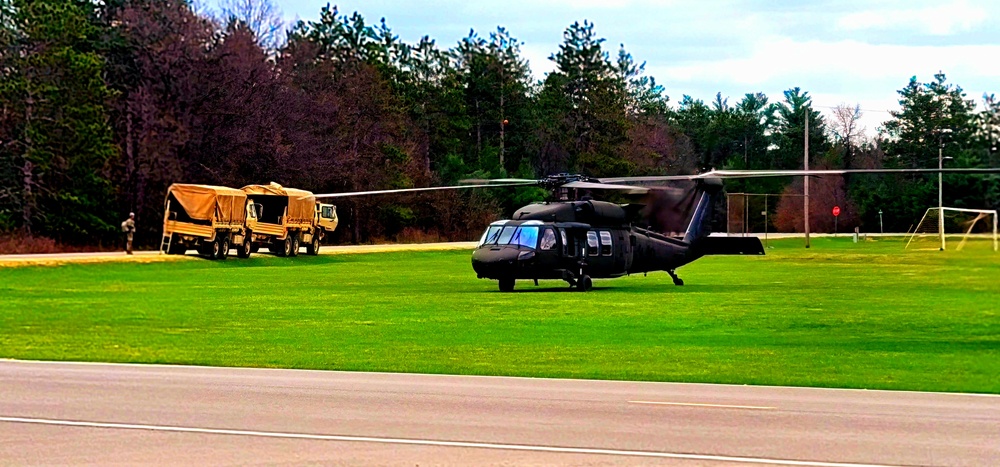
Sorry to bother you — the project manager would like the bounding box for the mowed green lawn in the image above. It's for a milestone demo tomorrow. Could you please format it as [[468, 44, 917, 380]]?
[[1, 237, 998, 393]]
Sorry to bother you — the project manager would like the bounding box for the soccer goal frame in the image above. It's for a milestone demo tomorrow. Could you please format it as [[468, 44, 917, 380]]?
[[904, 207, 999, 252]]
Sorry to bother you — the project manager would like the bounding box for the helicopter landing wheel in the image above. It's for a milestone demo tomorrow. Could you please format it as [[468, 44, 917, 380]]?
[[667, 269, 684, 286], [498, 277, 515, 292], [578, 275, 592, 292]]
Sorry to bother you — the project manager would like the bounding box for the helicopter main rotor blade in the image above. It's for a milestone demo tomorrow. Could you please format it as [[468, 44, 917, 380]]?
[[313, 182, 537, 199], [458, 178, 539, 185], [562, 181, 651, 194], [700, 168, 1000, 178], [596, 175, 699, 184]]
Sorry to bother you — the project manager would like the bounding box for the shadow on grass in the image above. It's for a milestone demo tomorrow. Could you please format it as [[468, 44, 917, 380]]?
[[462, 283, 764, 294], [179, 252, 357, 269]]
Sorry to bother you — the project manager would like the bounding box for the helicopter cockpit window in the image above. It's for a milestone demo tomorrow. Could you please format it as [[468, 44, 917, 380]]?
[[599, 231, 613, 256], [586, 231, 599, 256], [479, 225, 503, 246], [540, 228, 557, 250], [497, 226, 518, 245], [509, 226, 539, 248]]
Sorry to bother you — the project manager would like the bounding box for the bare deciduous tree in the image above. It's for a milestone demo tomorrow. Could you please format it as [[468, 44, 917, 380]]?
[[218, 0, 285, 50], [829, 103, 865, 169]]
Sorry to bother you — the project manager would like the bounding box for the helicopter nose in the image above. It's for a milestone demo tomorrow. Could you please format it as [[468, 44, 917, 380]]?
[[471, 246, 523, 279]]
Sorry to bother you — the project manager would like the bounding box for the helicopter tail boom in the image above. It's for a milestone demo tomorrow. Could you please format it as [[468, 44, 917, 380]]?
[[693, 236, 765, 256]]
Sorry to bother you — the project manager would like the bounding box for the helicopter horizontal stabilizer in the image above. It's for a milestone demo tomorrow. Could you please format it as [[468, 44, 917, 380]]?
[[694, 237, 765, 255]]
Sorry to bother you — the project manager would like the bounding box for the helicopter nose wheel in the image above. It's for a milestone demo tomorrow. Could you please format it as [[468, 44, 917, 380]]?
[[667, 269, 684, 286], [498, 277, 515, 292], [577, 275, 592, 292]]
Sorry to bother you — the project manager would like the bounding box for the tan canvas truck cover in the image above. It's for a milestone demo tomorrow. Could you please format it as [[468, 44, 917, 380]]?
[[242, 183, 316, 226], [166, 184, 249, 224]]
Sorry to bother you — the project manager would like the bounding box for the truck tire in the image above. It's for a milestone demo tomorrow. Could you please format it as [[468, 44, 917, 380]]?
[[167, 237, 186, 255], [207, 239, 221, 259], [290, 234, 300, 257], [280, 236, 293, 257], [306, 235, 320, 255], [237, 235, 252, 258], [218, 236, 230, 260]]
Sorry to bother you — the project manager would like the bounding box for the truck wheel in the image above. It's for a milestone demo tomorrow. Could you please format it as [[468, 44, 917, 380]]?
[[281, 236, 293, 257], [237, 237, 252, 258], [208, 239, 221, 259], [290, 235, 300, 257], [218, 237, 230, 260], [306, 236, 320, 255], [167, 237, 185, 255]]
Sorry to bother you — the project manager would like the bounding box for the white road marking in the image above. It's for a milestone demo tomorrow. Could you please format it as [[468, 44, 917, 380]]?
[[630, 400, 777, 410], [0, 416, 894, 467]]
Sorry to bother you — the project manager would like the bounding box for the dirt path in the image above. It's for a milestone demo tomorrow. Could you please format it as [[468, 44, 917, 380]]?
[[0, 242, 478, 268]]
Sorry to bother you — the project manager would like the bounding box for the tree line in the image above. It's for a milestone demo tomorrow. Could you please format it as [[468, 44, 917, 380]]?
[[1, 0, 998, 250]]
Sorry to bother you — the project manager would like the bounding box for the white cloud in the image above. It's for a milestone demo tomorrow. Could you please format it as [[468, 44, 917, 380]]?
[[520, 43, 558, 79], [836, 0, 988, 35], [653, 38, 1000, 88]]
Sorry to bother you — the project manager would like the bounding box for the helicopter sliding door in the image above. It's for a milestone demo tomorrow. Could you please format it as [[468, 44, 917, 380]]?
[[584, 229, 624, 278]]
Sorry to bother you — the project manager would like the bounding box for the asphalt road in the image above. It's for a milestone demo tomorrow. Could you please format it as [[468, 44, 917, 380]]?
[[1, 361, 997, 466]]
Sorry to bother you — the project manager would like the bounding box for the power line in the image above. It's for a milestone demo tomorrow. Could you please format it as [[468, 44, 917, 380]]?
[[810, 104, 896, 114]]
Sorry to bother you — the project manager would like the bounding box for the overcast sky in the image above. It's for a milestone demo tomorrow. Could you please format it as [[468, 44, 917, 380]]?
[[227, 0, 1000, 134]]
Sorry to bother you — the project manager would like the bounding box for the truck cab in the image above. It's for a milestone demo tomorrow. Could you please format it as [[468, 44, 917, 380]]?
[[317, 203, 338, 232]]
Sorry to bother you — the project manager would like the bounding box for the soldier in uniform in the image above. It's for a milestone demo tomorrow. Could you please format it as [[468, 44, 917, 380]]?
[[122, 213, 136, 255]]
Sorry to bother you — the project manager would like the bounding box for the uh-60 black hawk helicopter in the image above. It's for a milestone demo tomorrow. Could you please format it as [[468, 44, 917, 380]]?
[[466, 174, 763, 292], [315, 167, 1000, 292]]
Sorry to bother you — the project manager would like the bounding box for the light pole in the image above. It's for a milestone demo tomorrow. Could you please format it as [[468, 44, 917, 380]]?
[[937, 128, 952, 251], [804, 106, 810, 248]]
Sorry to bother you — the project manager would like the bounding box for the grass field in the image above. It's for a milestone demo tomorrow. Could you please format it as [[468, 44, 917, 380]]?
[[1, 237, 998, 393]]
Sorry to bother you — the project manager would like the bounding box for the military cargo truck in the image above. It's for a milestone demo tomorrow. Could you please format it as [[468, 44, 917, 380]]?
[[242, 183, 338, 256], [161, 184, 257, 259]]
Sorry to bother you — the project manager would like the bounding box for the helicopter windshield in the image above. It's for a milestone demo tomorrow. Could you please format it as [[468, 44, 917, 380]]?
[[479, 226, 503, 246], [509, 226, 539, 248], [478, 223, 540, 248]]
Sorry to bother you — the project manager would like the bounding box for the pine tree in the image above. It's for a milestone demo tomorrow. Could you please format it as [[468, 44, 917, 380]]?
[[2, 0, 118, 241]]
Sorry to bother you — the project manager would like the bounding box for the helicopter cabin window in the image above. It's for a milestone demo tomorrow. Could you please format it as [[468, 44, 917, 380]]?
[[540, 228, 557, 250], [599, 231, 613, 256], [509, 226, 539, 248], [586, 231, 599, 256]]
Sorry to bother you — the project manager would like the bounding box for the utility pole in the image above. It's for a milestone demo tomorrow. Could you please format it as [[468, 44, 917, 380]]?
[[938, 135, 945, 251], [804, 106, 810, 248], [937, 128, 952, 251]]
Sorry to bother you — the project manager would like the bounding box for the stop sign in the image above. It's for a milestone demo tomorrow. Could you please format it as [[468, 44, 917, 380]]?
[[832, 206, 841, 217]]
